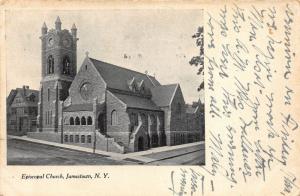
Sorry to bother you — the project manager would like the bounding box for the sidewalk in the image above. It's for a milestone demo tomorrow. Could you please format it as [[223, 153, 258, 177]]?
[[8, 135, 204, 163]]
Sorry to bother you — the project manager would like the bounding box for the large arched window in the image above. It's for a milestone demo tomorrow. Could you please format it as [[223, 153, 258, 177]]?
[[87, 116, 92, 125], [62, 56, 71, 75], [150, 114, 157, 133], [111, 110, 117, 125], [140, 113, 147, 126], [81, 116, 86, 125], [75, 117, 80, 125], [47, 55, 54, 74], [130, 113, 138, 126], [70, 117, 74, 125]]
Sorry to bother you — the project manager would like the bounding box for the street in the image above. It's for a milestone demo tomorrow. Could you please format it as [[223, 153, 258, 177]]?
[[7, 139, 132, 165], [7, 138, 205, 165]]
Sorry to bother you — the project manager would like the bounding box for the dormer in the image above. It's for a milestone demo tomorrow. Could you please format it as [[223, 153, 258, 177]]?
[[128, 77, 138, 92], [138, 80, 145, 93]]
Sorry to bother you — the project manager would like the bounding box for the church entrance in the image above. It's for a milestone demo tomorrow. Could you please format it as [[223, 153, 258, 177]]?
[[98, 113, 106, 134], [138, 136, 144, 151]]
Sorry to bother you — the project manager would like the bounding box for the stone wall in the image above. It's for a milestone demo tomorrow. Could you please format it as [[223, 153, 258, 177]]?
[[106, 91, 130, 146], [68, 58, 106, 105]]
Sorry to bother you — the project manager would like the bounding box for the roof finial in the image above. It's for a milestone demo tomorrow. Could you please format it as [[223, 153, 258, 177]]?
[[85, 51, 89, 57], [71, 23, 77, 29], [42, 22, 48, 35], [55, 16, 61, 23], [42, 22, 47, 29], [55, 16, 61, 31]]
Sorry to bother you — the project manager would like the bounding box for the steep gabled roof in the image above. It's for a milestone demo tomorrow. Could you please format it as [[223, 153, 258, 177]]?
[[111, 92, 161, 111], [7, 90, 17, 106], [185, 104, 198, 114], [89, 57, 160, 92], [9, 87, 39, 105], [150, 84, 178, 107], [64, 103, 93, 112]]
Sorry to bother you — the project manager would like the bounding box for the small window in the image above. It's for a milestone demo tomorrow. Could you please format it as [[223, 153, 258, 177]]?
[[81, 116, 86, 125], [31, 120, 37, 126], [50, 111, 52, 125], [47, 88, 50, 102], [87, 116, 92, 125], [85, 65, 88, 70], [47, 55, 54, 74], [70, 135, 74, 142], [64, 135, 69, 142], [111, 110, 117, 125], [62, 56, 71, 75], [81, 135, 85, 143], [75, 135, 79, 143], [75, 117, 80, 125], [70, 117, 74, 125], [87, 135, 92, 143]]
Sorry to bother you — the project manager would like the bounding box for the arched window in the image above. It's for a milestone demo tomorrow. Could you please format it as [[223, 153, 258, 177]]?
[[150, 114, 156, 133], [130, 113, 138, 126], [132, 83, 137, 92], [70, 117, 74, 125], [87, 116, 92, 125], [111, 110, 117, 125], [81, 135, 85, 143], [64, 135, 68, 142], [75, 117, 80, 125], [140, 113, 147, 126], [87, 135, 92, 143], [150, 115, 156, 125], [47, 88, 50, 102], [62, 56, 71, 75], [81, 116, 86, 125], [47, 55, 54, 74]]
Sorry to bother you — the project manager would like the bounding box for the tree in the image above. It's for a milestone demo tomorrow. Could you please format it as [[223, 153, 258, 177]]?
[[189, 26, 204, 91]]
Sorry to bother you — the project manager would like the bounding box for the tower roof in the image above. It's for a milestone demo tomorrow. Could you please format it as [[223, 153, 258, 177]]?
[[55, 16, 61, 23], [71, 23, 77, 29], [42, 22, 47, 29]]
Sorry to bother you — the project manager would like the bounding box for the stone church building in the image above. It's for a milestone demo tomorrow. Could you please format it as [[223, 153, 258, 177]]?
[[27, 17, 204, 153]]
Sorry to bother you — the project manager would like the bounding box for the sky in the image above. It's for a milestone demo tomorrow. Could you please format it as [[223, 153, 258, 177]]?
[[5, 9, 203, 104]]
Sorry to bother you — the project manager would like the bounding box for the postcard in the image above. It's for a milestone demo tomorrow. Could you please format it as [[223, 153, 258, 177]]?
[[0, 1, 299, 196]]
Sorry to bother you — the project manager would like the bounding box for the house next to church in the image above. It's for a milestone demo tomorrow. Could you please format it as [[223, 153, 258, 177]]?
[[27, 17, 204, 153], [7, 86, 39, 136]]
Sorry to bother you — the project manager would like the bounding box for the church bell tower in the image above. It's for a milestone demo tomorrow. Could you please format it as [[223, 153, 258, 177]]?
[[37, 16, 78, 133]]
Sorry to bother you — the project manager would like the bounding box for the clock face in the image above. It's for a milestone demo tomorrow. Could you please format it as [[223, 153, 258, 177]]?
[[48, 37, 54, 47], [62, 37, 71, 47], [80, 82, 93, 100]]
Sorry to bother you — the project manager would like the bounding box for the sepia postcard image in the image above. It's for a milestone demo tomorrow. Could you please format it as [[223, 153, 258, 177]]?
[[5, 9, 204, 166]]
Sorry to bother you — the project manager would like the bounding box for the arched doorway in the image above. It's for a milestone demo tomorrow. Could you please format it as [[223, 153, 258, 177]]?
[[138, 137, 144, 151], [151, 134, 159, 147], [98, 113, 105, 134]]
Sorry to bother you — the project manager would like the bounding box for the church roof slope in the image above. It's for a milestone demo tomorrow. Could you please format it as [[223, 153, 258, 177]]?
[[89, 58, 160, 92], [111, 92, 161, 111], [185, 104, 198, 114], [150, 84, 178, 107], [64, 103, 93, 112], [7, 89, 17, 106]]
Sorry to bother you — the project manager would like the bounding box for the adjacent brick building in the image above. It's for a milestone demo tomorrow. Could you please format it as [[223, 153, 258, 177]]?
[[27, 17, 204, 153], [7, 86, 38, 136]]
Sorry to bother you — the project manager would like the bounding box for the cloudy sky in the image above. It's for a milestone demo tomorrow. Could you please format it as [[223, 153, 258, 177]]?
[[5, 9, 203, 104]]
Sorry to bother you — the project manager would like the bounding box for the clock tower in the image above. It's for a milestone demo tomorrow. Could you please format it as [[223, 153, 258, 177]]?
[[37, 16, 78, 133]]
